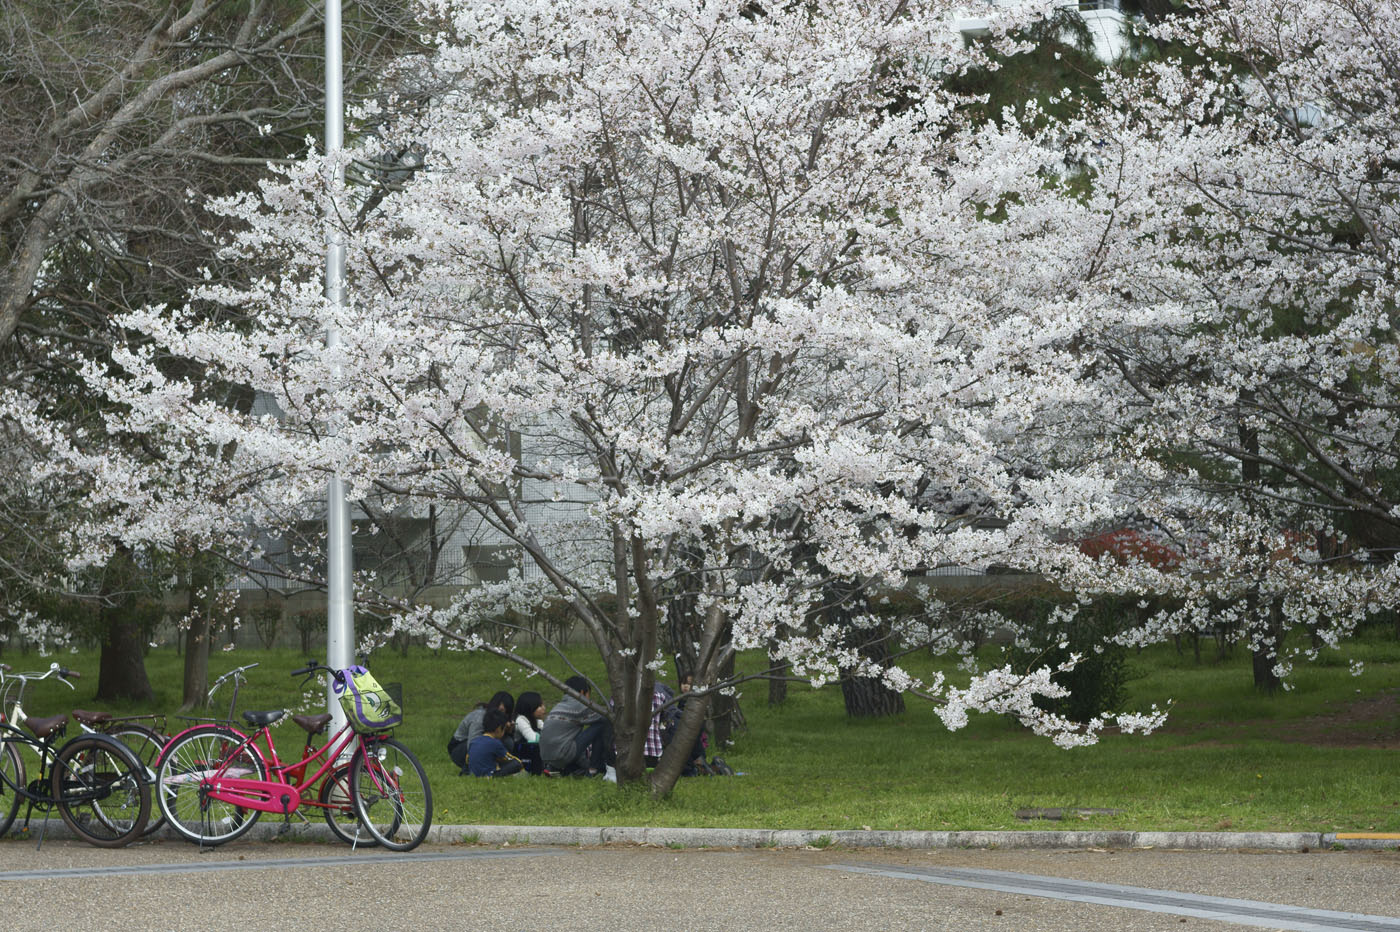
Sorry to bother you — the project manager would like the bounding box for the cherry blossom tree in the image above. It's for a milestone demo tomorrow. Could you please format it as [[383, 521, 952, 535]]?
[[53, 0, 1189, 793], [0, 0, 421, 697], [1033, 0, 1400, 691]]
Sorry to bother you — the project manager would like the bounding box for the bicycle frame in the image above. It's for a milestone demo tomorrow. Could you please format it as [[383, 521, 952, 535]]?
[[0, 662, 154, 848], [0, 664, 73, 802], [177, 662, 259, 728], [0, 715, 146, 813], [164, 718, 369, 816], [0, 720, 56, 807], [76, 711, 169, 737]]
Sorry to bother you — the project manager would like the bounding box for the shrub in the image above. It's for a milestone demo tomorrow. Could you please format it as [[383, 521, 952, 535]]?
[[1008, 595, 1139, 722], [251, 605, 282, 649], [292, 609, 326, 656]]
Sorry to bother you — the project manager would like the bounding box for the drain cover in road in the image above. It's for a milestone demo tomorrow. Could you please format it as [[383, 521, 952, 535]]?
[[827, 862, 1400, 931]]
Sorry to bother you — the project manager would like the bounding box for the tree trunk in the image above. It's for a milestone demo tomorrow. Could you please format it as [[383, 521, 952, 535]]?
[[1238, 400, 1283, 694], [1251, 645, 1281, 693], [709, 650, 741, 748], [179, 555, 216, 712], [842, 663, 906, 717], [667, 549, 745, 748], [1251, 596, 1284, 695], [840, 621, 907, 713], [830, 581, 905, 718], [664, 542, 705, 678], [768, 653, 789, 707], [649, 687, 712, 797], [613, 639, 654, 786], [94, 549, 155, 703], [96, 600, 155, 702], [181, 610, 212, 712], [651, 596, 735, 798], [613, 714, 642, 784]]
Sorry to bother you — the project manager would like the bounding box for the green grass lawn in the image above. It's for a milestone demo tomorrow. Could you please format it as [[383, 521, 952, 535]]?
[[5, 631, 1400, 834]]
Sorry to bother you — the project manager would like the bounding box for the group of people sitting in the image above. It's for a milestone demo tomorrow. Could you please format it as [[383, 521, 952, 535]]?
[[448, 674, 726, 778]]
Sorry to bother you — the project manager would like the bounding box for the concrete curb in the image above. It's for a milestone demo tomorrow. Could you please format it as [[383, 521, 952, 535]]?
[[449, 826, 1356, 852], [16, 820, 1392, 851]]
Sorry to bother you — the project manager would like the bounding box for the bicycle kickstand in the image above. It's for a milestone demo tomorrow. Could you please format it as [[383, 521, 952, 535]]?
[[32, 806, 47, 852]]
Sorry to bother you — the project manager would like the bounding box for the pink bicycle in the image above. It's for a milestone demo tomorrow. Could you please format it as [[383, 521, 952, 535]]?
[[153, 661, 431, 850]]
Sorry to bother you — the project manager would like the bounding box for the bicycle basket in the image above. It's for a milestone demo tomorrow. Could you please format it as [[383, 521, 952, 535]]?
[[332, 667, 403, 734]]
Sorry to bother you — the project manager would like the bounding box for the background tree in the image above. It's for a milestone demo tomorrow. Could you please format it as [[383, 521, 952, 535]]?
[[1048, 0, 1400, 688], [76, 0, 1172, 794], [0, 0, 418, 699]]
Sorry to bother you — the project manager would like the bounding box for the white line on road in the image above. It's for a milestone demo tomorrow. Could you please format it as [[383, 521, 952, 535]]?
[[826, 863, 1400, 932]]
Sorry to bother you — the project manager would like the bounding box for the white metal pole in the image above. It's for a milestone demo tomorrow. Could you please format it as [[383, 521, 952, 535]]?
[[324, 0, 353, 727]]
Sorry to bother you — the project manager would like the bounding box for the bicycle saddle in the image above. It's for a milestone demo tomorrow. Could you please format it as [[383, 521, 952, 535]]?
[[24, 714, 67, 738], [292, 713, 332, 734], [242, 710, 286, 727], [72, 709, 112, 726]]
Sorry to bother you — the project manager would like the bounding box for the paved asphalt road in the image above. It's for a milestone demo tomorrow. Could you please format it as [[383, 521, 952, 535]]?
[[2, 839, 1398, 931]]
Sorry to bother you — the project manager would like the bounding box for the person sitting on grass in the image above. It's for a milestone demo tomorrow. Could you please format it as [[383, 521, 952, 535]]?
[[540, 675, 614, 777], [675, 673, 711, 776], [467, 708, 525, 777], [513, 690, 546, 775], [448, 690, 515, 774], [644, 681, 675, 769]]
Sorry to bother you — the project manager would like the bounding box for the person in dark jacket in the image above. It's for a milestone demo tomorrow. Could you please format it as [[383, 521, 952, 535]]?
[[448, 690, 515, 773], [467, 708, 525, 777], [539, 676, 614, 776]]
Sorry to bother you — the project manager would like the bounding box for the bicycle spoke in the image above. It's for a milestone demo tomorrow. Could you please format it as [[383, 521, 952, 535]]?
[[155, 727, 263, 847], [349, 738, 431, 852], [54, 737, 150, 847]]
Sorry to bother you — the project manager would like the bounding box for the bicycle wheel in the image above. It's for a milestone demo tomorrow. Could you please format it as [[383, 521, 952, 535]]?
[[52, 735, 150, 847], [0, 739, 23, 838], [156, 726, 265, 846], [318, 763, 378, 847], [348, 737, 432, 852], [109, 724, 168, 836]]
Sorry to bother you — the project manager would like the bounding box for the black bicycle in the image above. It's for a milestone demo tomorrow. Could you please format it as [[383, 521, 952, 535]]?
[[0, 662, 151, 847]]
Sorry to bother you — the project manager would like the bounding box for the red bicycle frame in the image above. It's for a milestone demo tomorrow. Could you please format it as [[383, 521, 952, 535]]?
[[166, 718, 367, 816]]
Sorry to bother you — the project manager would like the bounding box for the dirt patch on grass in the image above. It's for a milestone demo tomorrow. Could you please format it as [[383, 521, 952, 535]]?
[[1154, 738, 1248, 752], [1264, 688, 1400, 748], [1155, 689, 1400, 749]]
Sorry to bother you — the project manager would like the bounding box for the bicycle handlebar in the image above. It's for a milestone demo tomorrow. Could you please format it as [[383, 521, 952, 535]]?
[[212, 662, 259, 683], [292, 656, 368, 679], [206, 662, 259, 700], [291, 662, 338, 690], [0, 662, 78, 691]]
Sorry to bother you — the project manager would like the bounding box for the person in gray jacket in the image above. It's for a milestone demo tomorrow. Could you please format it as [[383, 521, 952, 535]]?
[[448, 690, 515, 774], [540, 676, 614, 776]]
